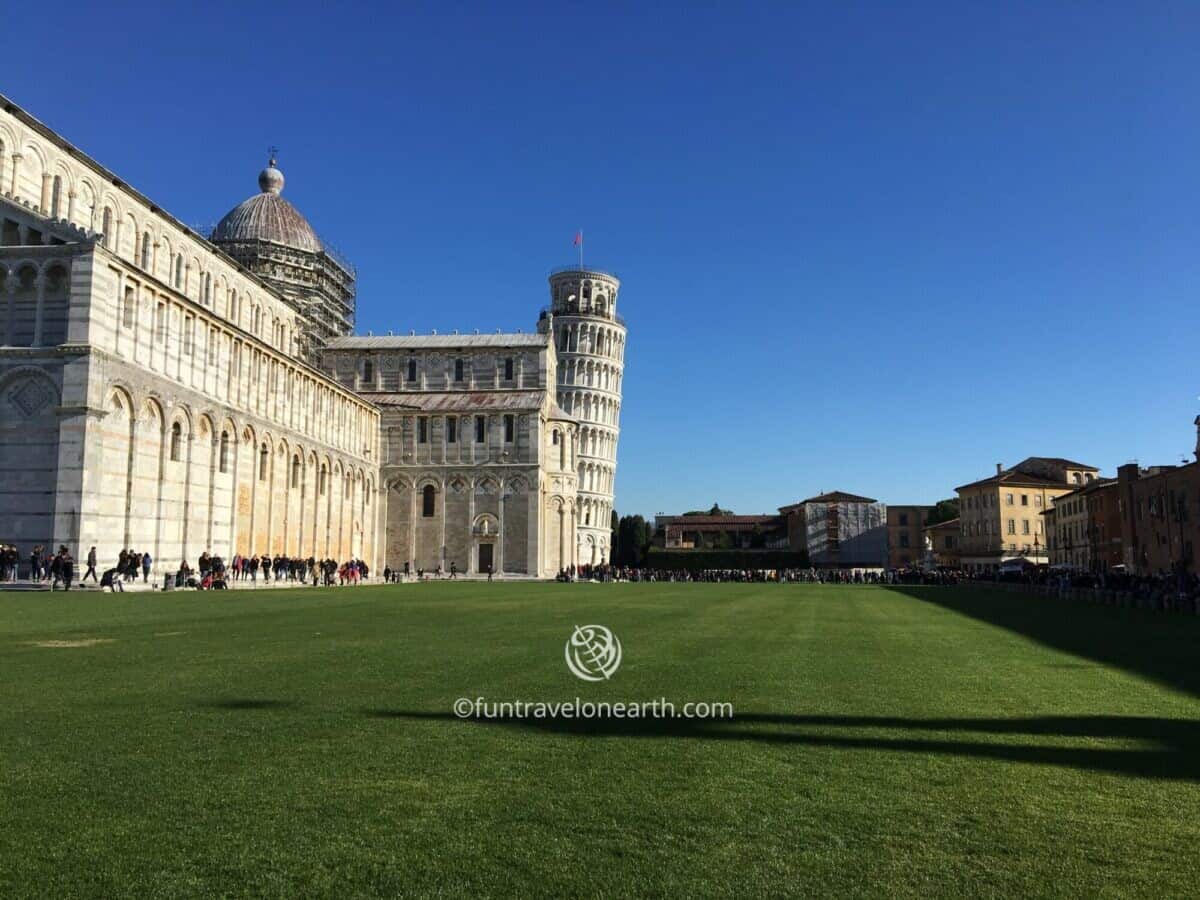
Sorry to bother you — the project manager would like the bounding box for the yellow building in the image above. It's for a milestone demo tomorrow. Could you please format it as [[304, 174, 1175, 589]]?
[[887, 505, 933, 568], [923, 518, 961, 568], [956, 458, 1098, 571]]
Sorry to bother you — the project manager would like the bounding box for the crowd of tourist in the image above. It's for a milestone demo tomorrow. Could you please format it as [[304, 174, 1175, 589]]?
[[555, 564, 966, 584], [3, 538, 1199, 613]]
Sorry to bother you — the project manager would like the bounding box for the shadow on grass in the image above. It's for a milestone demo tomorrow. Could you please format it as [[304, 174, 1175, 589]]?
[[365, 709, 1200, 781], [204, 699, 297, 711], [888, 585, 1200, 699]]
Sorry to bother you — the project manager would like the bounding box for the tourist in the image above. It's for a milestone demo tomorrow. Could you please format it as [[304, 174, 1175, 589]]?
[[100, 567, 123, 592], [141, 551, 152, 582], [82, 546, 98, 584]]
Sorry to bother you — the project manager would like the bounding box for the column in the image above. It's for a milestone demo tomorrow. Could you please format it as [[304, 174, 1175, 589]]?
[[31, 274, 45, 346]]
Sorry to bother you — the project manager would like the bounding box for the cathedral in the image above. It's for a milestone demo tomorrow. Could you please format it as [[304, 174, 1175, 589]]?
[[0, 95, 625, 578]]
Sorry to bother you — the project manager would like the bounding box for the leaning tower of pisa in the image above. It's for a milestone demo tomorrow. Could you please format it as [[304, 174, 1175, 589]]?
[[544, 267, 626, 565]]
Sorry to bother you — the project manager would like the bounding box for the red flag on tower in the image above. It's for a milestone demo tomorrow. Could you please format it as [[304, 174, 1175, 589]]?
[[573, 230, 582, 247]]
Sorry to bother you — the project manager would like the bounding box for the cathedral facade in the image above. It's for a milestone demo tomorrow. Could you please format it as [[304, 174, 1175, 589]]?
[[0, 95, 625, 578]]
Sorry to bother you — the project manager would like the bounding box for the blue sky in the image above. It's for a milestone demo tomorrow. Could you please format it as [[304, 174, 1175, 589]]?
[[6, 2, 1199, 517]]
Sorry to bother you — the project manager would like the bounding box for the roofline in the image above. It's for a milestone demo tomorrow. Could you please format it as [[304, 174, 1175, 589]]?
[[954, 474, 1072, 492], [0, 92, 350, 305]]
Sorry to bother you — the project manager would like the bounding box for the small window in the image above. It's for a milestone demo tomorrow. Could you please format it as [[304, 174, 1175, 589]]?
[[455, 359, 464, 382], [259, 444, 269, 481], [1020, 494, 1029, 506], [418, 417, 428, 444], [407, 359, 417, 382], [169, 423, 182, 461], [552, 430, 560, 445], [291, 455, 300, 488], [1006, 493, 1014, 506], [422, 484, 436, 517], [319, 464, 327, 496], [504, 414, 514, 443], [504, 357, 514, 381], [899, 534, 909, 548], [218, 432, 230, 473], [899, 513, 908, 526], [475, 415, 486, 443], [140, 232, 152, 270], [1007, 519, 1016, 535], [447, 418, 457, 444], [362, 359, 374, 385]]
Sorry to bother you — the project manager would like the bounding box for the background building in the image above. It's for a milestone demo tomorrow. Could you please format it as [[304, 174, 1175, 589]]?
[[923, 518, 961, 568], [956, 458, 1098, 571], [780, 492, 888, 568], [655, 513, 786, 551], [1045, 478, 1118, 571], [887, 505, 933, 568], [1117, 460, 1199, 576]]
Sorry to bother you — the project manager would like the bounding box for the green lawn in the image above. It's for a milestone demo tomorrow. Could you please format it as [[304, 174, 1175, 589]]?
[[3, 583, 1200, 898]]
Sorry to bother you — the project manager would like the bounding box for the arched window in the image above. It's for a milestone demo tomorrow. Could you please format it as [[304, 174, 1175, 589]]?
[[407, 358, 417, 382], [319, 464, 328, 496], [259, 444, 269, 481], [140, 232, 152, 269], [291, 455, 300, 488], [203, 273, 212, 305], [169, 422, 182, 461], [422, 484, 436, 517], [174, 254, 183, 289], [218, 431, 230, 473], [101, 208, 113, 247]]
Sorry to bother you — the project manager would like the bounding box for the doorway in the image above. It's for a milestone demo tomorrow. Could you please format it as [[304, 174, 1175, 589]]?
[[478, 543, 494, 574]]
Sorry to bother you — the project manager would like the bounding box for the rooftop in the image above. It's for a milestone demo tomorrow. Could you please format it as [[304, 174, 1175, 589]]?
[[782, 491, 879, 509], [366, 390, 546, 412], [326, 333, 548, 350], [211, 159, 323, 254]]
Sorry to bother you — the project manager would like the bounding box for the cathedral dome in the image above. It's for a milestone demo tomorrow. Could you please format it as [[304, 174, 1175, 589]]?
[[211, 159, 322, 254]]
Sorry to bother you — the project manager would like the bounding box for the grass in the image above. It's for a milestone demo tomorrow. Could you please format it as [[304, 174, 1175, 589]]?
[[3, 582, 1200, 898]]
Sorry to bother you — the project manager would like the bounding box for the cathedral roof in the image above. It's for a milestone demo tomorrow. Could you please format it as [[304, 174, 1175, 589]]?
[[326, 333, 548, 350], [211, 158, 323, 254], [368, 391, 547, 411]]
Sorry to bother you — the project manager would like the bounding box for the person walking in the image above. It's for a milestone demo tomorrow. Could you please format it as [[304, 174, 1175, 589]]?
[[59, 547, 75, 592], [487, 562, 493, 583], [83, 547, 98, 584], [141, 551, 152, 583]]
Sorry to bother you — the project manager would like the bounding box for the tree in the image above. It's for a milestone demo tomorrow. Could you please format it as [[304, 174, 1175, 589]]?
[[615, 515, 654, 567], [610, 509, 619, 562], [926, 498, 960, 526], [682, 502, 733, 517]]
